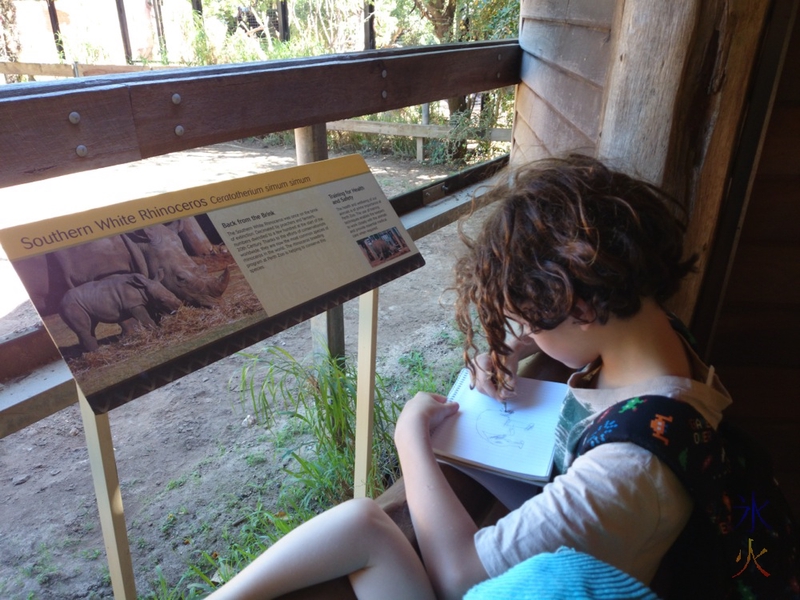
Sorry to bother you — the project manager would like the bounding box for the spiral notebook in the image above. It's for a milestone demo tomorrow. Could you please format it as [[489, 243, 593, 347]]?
[[432, 369, 568, 484]]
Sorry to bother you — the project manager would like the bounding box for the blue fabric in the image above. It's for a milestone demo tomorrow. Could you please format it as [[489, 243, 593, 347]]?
[[463, 548, 661, 600]]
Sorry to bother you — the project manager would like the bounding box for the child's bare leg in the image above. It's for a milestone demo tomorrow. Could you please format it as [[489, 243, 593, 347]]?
[[206, 498, 435, 600]]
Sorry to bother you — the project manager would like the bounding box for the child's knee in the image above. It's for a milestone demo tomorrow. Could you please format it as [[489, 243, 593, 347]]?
[[338, 498, 395, 536]]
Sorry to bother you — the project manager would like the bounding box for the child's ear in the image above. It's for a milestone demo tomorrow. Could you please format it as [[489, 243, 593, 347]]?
[[571, 299, 596, 328]]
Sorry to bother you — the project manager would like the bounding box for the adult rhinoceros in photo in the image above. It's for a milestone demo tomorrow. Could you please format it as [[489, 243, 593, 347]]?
[[131, 221, 230, 308], [14, 218, 230, 315], [59, 272, 183, 352]]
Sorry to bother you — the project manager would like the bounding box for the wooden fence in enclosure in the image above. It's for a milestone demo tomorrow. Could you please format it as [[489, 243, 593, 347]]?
[[0, 60, 176, 79]]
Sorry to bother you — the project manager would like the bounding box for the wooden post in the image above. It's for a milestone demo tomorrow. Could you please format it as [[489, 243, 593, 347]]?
[[46, 0, 65, 60], [596, 0, 774, 324], [79, 388, 136, 600], [295, 124, 346, 361], [364, 3, 376, 50], [354, 288, 378, 498], [114, 0, 133, 65], [417, 103, 430, 162], [596, 0, 698, 186], [277, 1, 289, 42], [152, 0, 168, 63]]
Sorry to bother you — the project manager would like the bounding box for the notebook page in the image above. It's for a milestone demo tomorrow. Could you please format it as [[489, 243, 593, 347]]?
[[433, 369, 568, 481]]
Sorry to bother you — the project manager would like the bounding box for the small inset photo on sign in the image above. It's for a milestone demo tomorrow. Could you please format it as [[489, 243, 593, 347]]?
[[357, 227, 411, 267]]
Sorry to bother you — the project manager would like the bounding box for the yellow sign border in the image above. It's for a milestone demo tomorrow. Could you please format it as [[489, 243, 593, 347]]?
[[0, 154, 369, 260]]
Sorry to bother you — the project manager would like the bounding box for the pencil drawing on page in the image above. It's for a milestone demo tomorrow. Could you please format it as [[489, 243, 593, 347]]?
[[475, 408, 536, 449]]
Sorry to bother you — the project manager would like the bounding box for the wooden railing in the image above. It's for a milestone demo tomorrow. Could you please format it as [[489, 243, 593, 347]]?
[[0, 41, 521, 187], [0, 41, 522, 600]]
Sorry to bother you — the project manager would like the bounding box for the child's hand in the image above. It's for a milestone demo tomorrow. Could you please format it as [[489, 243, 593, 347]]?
[[472, 352, 519, 400], [394, 392, 458, 446], [472, 324, 541, 399]]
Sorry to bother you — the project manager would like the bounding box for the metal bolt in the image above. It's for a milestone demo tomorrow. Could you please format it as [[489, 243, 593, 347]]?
[[172, 93, 182, 105], [68, 111, 81, 124], [381, 90, 387, 99], [498, 53, 503, 61], [497, 72, 501, 79], [175, 125, 185, 136], [381, 69, 387, 78], [75, 145, 88, 158]]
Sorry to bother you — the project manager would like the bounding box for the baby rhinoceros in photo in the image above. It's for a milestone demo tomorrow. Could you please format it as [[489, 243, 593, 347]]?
[[59, 272, 182, 352]]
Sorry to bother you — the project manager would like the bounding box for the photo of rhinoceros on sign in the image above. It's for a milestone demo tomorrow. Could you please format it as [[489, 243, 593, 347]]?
[[13, 216, 264, 394], [59, 272, 183, 353], [17, 217, 231, 319]]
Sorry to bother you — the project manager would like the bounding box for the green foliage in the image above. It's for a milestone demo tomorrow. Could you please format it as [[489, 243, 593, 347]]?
[[395, 327, 464, 397], [148, 347, 404, 596], [0, 0, 20, 61], [245, 452, 268, 467], [80, 548, 102, 561], [145, 566, 206, 600], [459, 0, 520, 41], [424, 89, 514, 165], [410, 0, 519, 43], [398, 350, 442, 395], [21, 544, 61, 586], [238, 346, 402, 503]]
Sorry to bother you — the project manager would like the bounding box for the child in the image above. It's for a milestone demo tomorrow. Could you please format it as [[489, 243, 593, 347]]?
[[206, 155, 732, 600]]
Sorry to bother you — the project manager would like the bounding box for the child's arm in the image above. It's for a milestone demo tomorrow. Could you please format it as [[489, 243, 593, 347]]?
[[394, 392, 490, 600]]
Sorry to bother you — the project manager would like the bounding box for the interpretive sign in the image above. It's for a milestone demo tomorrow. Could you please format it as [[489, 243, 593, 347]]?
[[0, 155, 424, 413]]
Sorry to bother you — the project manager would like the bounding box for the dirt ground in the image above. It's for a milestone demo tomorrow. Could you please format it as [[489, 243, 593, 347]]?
[[0, 143, 490, 599]]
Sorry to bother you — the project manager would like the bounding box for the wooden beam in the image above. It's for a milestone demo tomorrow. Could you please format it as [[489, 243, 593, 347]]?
[[519, 0, 616, 28], [364, 3, 376, 51], [0, 61, 175, 78], [277, 1, 289, 42], [326, 119, 512, 142], [0, 42, 521, 187], [0, 85, 142, 184], [0, 359, 75, 439], [0, 324, 61, 380], [0, 61, 74, 77], [670, 0, 775, 325]]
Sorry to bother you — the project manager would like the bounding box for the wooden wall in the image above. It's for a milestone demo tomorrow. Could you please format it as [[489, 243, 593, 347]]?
[[512, 0, 616, 163], [513, 0, 775, 327], [708, 15, 800, 518]]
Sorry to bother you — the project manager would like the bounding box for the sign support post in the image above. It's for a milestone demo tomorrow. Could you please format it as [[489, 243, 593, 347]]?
[[354, 288, 379, 498], [79, 386, 136, 599]]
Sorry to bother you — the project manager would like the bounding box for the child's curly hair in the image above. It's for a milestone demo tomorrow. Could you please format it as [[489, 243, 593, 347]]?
[[454, 155, 697, 392]]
